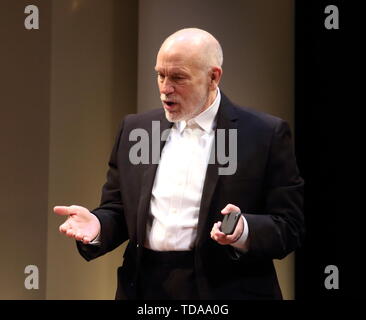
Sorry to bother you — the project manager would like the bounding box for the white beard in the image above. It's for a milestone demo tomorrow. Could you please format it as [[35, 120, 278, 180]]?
[[162, 91, 210, 123]]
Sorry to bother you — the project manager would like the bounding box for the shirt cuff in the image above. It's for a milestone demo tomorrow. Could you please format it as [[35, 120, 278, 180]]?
[[88, 232, 101, 246], [230, 215, 249, 252]]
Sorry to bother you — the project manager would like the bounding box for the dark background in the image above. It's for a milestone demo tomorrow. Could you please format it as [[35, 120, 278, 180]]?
[[295, 0, 364, 299]]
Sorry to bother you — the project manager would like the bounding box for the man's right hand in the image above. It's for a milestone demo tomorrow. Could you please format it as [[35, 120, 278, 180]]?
[[54, 205, 101, 244]]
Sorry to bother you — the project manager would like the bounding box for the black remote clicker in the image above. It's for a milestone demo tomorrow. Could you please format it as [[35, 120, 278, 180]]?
[[221, 211, 242, 235]]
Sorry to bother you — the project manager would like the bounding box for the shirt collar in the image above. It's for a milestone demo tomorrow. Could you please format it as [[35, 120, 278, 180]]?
[[176, 88, 221, 134]]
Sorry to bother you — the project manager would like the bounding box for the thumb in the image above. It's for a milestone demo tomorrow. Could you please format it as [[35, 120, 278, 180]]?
[[221, 203, 240, 215], [53, 206, 71, 216]]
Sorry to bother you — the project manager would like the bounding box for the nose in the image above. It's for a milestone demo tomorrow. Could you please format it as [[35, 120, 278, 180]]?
[[160, 78, 174, 95]]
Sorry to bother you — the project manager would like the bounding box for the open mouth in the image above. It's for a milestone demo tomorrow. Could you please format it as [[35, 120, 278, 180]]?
[[163, 101, 177, 110]]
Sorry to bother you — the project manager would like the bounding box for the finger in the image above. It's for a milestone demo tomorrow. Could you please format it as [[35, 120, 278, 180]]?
[[211, 228, 226, 242], [211, 222, 223, 236], [212, 221, 237, 245], [230, 217, 244, 240], [214, 222, 225, 235], [59, 222, 70, 233], [82, 236, 90, 244], [75, 232, 84, 241], [213, 234, 229, 245], [212, 221, 221, 230], [54, 206, 71, 216], [215, 232, 227, 242], [221, 203, 240, 215], [211, 222, 219, 232], [224, 218, 244, 243], [66, 229, 75, 238], [225, 233, 237, 242]]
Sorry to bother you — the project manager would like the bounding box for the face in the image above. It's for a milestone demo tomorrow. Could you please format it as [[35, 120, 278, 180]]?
[[155, 49, 213, 122]]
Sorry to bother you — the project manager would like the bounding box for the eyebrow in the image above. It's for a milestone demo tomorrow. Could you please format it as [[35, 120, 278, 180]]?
[[156, 69, 189, 76]]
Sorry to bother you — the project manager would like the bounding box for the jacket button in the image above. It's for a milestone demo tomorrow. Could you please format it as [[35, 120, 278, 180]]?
[[136, 244, 139, 248]]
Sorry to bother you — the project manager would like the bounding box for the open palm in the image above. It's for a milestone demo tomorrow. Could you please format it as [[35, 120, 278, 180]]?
[[54, 205, 101, 244]]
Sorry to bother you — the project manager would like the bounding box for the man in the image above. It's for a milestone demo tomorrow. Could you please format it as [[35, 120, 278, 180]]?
[[54, 28, 304, 300]]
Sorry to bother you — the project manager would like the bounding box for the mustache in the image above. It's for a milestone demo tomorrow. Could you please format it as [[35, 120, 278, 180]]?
[[160, 94, 178, 103]]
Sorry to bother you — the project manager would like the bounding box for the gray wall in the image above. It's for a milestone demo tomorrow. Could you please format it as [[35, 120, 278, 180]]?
[[0, 0, 51, 300], [46, 0, 137, 299], [138, 1, 294, 124], [0, 0, 137, 300], [138, 0, 295, 299]]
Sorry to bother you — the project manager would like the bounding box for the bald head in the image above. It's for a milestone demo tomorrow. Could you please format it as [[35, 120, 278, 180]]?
[[155, 28, 223, 122], [159, 28, 223, 70]]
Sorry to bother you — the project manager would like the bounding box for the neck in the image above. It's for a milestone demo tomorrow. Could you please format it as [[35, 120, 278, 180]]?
[[200, 88, 218, 114]]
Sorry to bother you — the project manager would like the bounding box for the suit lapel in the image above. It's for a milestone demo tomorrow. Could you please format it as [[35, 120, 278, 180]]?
[[195, 93, 238, 246], [136, 93, 238, 247], [136, 112, 173, 245]]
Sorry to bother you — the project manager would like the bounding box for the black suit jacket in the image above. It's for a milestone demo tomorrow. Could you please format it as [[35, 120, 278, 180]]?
[[77, 93, 304, 300]]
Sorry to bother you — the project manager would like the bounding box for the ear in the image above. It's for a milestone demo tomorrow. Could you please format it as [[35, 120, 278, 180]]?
[[209, 67, 223, 89]]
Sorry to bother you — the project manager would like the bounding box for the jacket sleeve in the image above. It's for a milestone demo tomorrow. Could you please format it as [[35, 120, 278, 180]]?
[[77, 119, 129, 261], [244, 119, 305, 260]]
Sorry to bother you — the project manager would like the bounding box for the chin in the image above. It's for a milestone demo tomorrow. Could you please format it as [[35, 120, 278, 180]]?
[[164, 110, 183, 123]]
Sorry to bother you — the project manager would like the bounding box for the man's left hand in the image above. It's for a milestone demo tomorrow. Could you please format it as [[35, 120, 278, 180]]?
[[210, 203, 244, 245]]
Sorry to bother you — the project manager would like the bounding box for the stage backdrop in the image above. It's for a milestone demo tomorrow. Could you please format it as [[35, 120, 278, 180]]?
[[0, 0, 296, 299]]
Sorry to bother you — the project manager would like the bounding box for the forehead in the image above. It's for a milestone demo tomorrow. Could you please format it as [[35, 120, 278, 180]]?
[[155, 48, 202, 72]]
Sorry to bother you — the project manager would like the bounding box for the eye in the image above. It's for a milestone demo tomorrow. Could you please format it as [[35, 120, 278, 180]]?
[[157, 73, 165, 81], [171, 75, 185, 82]]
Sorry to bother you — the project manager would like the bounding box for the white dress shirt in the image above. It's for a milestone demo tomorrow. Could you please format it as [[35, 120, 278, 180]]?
[[144, 89, 249, 251]]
